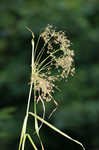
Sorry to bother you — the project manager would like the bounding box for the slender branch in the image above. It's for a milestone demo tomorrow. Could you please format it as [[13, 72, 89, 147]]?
[[35, 35, 53, 65], [38, 48, 61, 70]]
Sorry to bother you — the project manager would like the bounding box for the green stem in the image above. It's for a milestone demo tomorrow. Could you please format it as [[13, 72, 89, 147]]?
[[31, 39, 35, 73], [26, 134, 38, 150], [34, 83, 39, 135], [29, 112, 85, 150], [26, 84, 33, 115]]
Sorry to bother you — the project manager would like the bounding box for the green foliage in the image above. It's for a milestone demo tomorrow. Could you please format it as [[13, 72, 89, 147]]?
[[0, 0, 99, 149], [0, 107, 17, 138]]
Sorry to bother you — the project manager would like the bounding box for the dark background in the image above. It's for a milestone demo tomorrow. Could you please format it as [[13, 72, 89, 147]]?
[[0, 0, 99, 150]]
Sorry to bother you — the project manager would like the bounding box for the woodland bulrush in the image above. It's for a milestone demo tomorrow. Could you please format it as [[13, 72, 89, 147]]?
[[18, 25, 85, 150]]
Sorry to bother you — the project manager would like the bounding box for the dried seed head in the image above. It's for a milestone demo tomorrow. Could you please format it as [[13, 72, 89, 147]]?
[[31, 25, 75, 103]]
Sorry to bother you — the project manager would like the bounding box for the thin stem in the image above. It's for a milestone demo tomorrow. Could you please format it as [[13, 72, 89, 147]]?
[[29, 112, 85, 150], [26, 134, 38, 150], [34, 82, 39, 135], [18, 115, 28, 150], [38, 49, 61, 70], [37, 95, 45, 131], [35, 46, 45, 65], [26, 38, 35, 114], [34, 35, 41, 58], [33, 83, 44, 150], [31, 39, 35, 74], [38, 59, 54, 73], [26, 84, 33, 114], [22, 134, 26, 150], [31, 36, 39, 135], [34, 28, 44, 58], [35, 35, 53, 65]]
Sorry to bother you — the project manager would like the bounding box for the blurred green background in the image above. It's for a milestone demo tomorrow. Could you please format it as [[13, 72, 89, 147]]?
[[0, 0, 99, 150]]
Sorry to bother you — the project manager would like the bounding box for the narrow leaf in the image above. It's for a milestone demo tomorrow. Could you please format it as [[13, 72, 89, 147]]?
[[29, 112, 85, 150]]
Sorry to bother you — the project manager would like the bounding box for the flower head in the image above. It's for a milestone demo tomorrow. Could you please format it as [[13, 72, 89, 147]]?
[[30, 25, 75, 103]]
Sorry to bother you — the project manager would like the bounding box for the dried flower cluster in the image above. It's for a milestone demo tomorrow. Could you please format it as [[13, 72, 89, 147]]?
[[31, 24, 75, 103], [18, 26, 85, 150]]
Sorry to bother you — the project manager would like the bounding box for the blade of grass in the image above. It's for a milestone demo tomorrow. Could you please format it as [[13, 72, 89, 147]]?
[[29, 112, 85, 150], [18, 115, 28, 150], [22, 134, 27, 150], [26, 134, 38, 150]]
